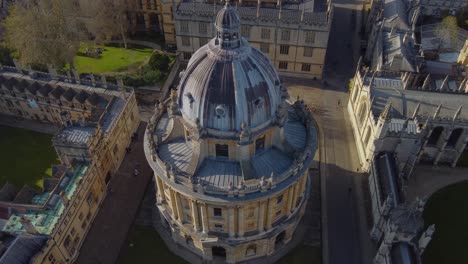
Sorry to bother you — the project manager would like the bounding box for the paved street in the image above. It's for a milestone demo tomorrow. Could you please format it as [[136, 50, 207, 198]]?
[[285, 0, 376, 262], [76, 123, 153, 264]]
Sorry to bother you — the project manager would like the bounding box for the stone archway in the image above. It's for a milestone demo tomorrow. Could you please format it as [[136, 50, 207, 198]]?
[[212, 246, 226, 258], [427, 127, 444, 146], [275, 231, 286, 247]]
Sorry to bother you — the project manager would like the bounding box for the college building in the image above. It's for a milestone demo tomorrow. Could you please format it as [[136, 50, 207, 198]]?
[[0, 65, 140, 263], [152, 0, 331, 79]]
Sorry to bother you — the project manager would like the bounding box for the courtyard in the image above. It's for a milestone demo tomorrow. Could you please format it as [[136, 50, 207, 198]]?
[[0, 126, 59, 191], [423, 181, 468, 264]]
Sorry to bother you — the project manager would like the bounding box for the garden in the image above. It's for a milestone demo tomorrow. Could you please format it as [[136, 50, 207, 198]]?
[[74, 44, 175, 88], [0, 126, 59, 191], [422, 181, 468, 264]]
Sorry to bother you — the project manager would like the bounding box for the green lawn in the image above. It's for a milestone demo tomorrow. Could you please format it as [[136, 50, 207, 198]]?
[[423, 181, 468, 264], [0, 126, 59, 191], [118, 226, 187, 264], [74, 44, 153, 74]]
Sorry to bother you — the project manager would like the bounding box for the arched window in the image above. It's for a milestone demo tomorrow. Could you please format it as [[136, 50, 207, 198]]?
[[364, 127, 372, 147], [357, 98, 368, 126], [246, 244, 256, 256], [427, 127, 444, 145], [212, 246, 226, 258], [447, 128, 463, 148]]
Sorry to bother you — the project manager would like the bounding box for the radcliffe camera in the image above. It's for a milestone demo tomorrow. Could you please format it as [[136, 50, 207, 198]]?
[[0, 0, 466, 264]]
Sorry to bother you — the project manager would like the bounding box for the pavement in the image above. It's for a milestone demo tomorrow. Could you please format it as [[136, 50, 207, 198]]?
[[75, 123, 153, 264], [283, 0, 378, 262]]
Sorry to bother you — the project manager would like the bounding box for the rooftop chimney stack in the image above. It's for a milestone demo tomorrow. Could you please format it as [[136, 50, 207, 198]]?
[[20, 217, 38, 235], [59, 191, 69, 206]]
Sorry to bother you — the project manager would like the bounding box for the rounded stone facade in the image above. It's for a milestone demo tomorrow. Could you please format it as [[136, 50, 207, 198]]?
[[144, 3, 318, 263]]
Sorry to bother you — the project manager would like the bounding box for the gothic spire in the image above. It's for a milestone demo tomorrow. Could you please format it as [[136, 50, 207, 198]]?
[[380, 102, 392, 121]]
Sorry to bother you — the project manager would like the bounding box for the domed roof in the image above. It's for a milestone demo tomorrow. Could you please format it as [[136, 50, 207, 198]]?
[[177, 2, 285, 132], [215, 2, 240, 31]]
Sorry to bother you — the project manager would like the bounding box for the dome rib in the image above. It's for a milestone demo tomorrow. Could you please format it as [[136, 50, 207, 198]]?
[[177, 4, 284, 133]]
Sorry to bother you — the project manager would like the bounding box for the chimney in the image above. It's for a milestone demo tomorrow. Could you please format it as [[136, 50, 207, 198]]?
[[20, 217, 38, 235], [101, 75, 107, 88], [90, 74, 96, 87], [47, 64, 58, 79], [116, 77, 124, 90], [66, 71, 72, 83], [72, 69, 81, 85], [59, 191, 69, 206], [12, 58, 21, 70]]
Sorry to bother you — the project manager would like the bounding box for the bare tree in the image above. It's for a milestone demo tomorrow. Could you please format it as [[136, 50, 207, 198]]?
[[84, 0, 138, 49], [5, 0, 84, 68], [435, 16, 458, 51]]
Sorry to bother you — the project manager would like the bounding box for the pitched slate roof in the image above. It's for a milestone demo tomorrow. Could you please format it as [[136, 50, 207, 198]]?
[[49, 86, 65, 99], [0, 235, 47, 264], [37, 84, 53, 97], [61, 88, 76, 101]]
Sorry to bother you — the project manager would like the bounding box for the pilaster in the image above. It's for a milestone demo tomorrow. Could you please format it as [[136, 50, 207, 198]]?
[[238, 206, 244, 237], [156, 177, 165, 204], [200, 203, 209, 234], [266, 199, 274, 229], [228, 207, 235, 238], [169, 189, 178, 221], [286, 186, 294, 215], [258, 201, 265, 233], [175, 192, 184, 224], [191, 200, 201, 232]]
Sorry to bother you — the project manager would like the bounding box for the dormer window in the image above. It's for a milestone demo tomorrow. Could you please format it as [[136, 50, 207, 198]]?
[[254, 97, 264, 108], [215, 144, 229, 157], [215, 104, 226, 118]]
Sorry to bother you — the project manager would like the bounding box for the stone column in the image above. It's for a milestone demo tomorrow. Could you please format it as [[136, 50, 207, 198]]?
[[169, 189, 178, 220], [156, 177, 165, 204], [258, 201, 265, 233], [286, 186, 294, 215], [175, 193, 184, 224], [266, 199, 274, 230], [238, 206, 244, 237], [191, 200, 200, 232], [228, 207, 235, 238], [200, 203, 209, 234], [292, 183, 300, 210]]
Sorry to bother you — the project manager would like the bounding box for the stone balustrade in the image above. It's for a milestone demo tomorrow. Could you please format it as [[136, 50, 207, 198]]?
[[145, 102, 318, 197]]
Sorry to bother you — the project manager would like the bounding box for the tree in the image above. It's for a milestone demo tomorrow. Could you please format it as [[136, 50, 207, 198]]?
[[82, 0, 138, 49], [435, 16, 458, 51], [4, 0, 83, 68]]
